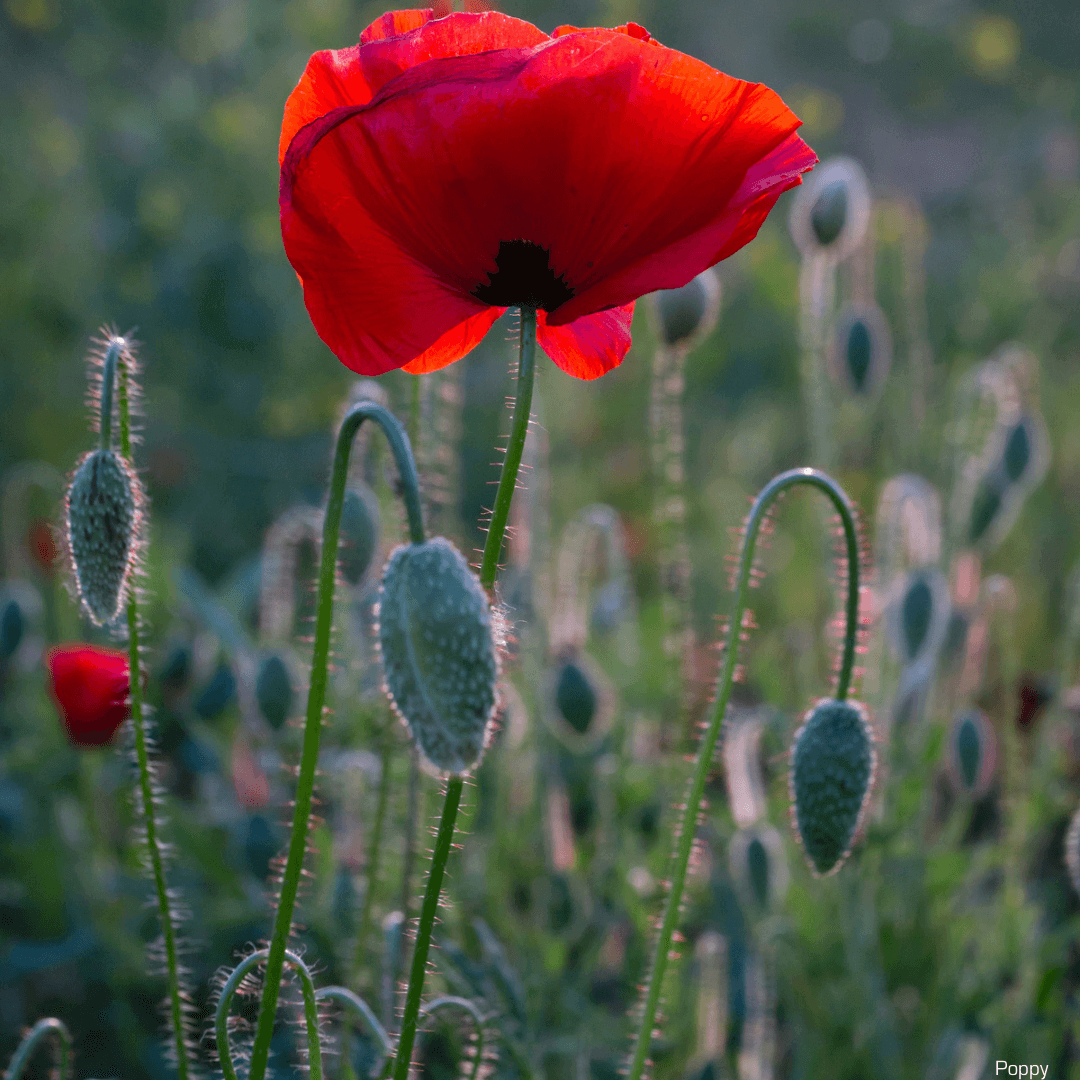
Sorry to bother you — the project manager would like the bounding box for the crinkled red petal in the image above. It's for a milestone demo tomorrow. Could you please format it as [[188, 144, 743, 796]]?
[[47, 645, 130, 747], [282, 23, 814, 376], [537, 303, 635, 379], [279, 10, 548, 164], [402, 308, 505, 374]]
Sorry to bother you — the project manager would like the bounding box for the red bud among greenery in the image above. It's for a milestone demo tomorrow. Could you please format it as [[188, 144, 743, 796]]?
[[46, 644, 130, 747]]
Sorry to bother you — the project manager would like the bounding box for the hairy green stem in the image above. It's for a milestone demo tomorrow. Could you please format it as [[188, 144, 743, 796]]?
[[627, 467, 860, 1080], [391, 777, 464, 1080], [316, 985, 392, 1076], [117, 352, 190, 1080], [3, 1017, 72, 1080], [392, 746, 422, 1027], [419, 997, 486, 1080], [99, 338, 122, 451], [217, 949, 322, 1080], [480, 306, 537, 592], [247, 403, 423, 1080]]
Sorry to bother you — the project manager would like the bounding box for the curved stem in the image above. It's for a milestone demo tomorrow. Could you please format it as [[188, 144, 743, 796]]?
[[3, 1017, 72, 1080], [627, 467, 860, 1080], [391, 777, 464, 1080], [419, 997, 486, 1080], [316, 986, 392, 1077], [248, 403, 423, 1080], [217, 949, 322, 1080], [480, 307, 537, 592], [117, 352, 191, 1080]]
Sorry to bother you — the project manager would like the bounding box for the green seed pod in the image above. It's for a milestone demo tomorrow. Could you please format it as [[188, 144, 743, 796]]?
[[946, 708, 997, 797], [256, 652, 294, 731], [338, 482, 380, 587], [377, 537, 498, 774], [544, 648, 616, 752], [789, 698, 876, 876], [810, 178, 848, 246], [65, 448, 140, 625]]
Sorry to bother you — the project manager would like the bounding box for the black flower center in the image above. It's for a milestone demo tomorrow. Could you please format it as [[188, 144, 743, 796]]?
[[472, 240, 574, 312]]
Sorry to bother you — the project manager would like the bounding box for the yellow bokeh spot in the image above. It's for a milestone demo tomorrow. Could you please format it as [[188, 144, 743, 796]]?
[[203, 95, 270, 152], [139, 183, 184, 234], [34, 117, 79, 178], [966, 14, 1020, 76], [786, 86, 845, 137], [5, 0, 58, 30]]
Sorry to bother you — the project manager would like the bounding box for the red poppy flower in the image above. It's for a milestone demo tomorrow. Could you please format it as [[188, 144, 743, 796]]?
[[47, 645, 130, 747], [280, 9, 816, 379]]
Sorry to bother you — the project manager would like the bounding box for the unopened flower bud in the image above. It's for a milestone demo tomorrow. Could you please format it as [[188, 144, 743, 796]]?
[[789, 698, 875, 876], [377, 537, 498, 774], [947, 708, 996, 797], [652, 269, 720, 349], [256, 652, 294, 731], [810, 178, 848, 246], [65, 448, 140, 625]]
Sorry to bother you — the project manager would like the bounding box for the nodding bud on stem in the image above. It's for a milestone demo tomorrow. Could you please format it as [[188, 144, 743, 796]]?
[[828, 302, 891, 400], [946, 708, 997, 797], [377, 536, 498, 775], [65, 448, 141, 625], [650, 268, 721, 351], [789, 698, 876, 876], [789, 157, 871, 260]]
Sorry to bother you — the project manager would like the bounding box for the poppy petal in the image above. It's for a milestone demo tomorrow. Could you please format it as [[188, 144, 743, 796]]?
[[279, 10, 548, 164], [47, 644, 130, 747], [402, 307, 505, 374], [537, 303, 635, 379]]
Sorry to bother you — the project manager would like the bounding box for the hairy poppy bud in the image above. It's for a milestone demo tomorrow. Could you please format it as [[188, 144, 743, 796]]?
[[789, 698, 875, 876], [255, 652, 294, 731], [829, 303, 891, 399], [338, 483, 380, 587], [194, 662, 236, 720], [946, 708, 996, 797], [651, 269, 720, 349], [544, 649, 616, 752], [377, 537, 498, 774], [1, 597, 23, 660], [968, 471, 1008, 546], [810, 178, 848, 246], [65, 448, 141, 625], [1002, 418, 1032, 484], [556, 659, 595, 734], [47, 644, 130, 747], [729, 824, 788, 913], [888, 566, 948, 668]]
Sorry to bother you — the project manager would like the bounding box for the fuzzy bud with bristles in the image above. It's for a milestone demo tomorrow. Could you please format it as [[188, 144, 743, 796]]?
[[729, 824, 788, 913], [946, 708, 997, 798], [377, 537, 498, 775], [65, 448, 142, 625], [789, 698, 876, 876], [828, 302, 891, 400], [649, 268, 721, 351]]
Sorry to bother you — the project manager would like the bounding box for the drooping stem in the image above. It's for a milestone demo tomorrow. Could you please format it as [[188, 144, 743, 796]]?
[[627, 467, 860, 1080], [117, 350, 191, 1080], [391, 777, 464, 1080], [247, 403, 423, 1080], [3, 1017, 72, 1080], [217, 949, 323, 1080], [480, 306, 537, 592]]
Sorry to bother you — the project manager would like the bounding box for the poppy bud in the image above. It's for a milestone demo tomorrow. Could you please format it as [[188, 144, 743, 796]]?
[[47, 644, 130, 747], [652, 269, 720, 349], [788, 698, 875, 876], [338, 483, 380, 586], [1, 597, 23, 660], [893, 567, 948, 667], [65, 448, 141, 625], [1002, 418, 1032, 484], [544, 648, 616, 752], [967, 472, 1008, 546], [810, 178, 848, 246], [946, 708, 996, 797], [555, 659, 595, 735], [377, 537, 498, 774], [193, 662, 236, 720], [829, 303, 891, 399], [1066, 804, 1080, 900], [255, 652, 294, 731], [729, 824, 788, 913]]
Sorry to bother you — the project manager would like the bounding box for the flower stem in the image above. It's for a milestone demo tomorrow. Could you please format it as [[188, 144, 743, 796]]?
[[391, 745, 422, 1025], [627, 467, 859, 1080], [116, 352, 191, 1080], [3, 1017, 72, 1080], [391, 305, 537, 1079], [391, 776, 464, 1080], [480, 306, 537, 592], [354, 732, 393, 977], [247, 403, 422, 1080]]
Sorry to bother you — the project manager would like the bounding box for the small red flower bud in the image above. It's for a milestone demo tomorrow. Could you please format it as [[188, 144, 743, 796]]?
[[47, 644, 130, 747]]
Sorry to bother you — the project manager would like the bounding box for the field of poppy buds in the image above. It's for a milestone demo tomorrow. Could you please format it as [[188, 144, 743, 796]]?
[[3, 1, 1080, 1079]]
